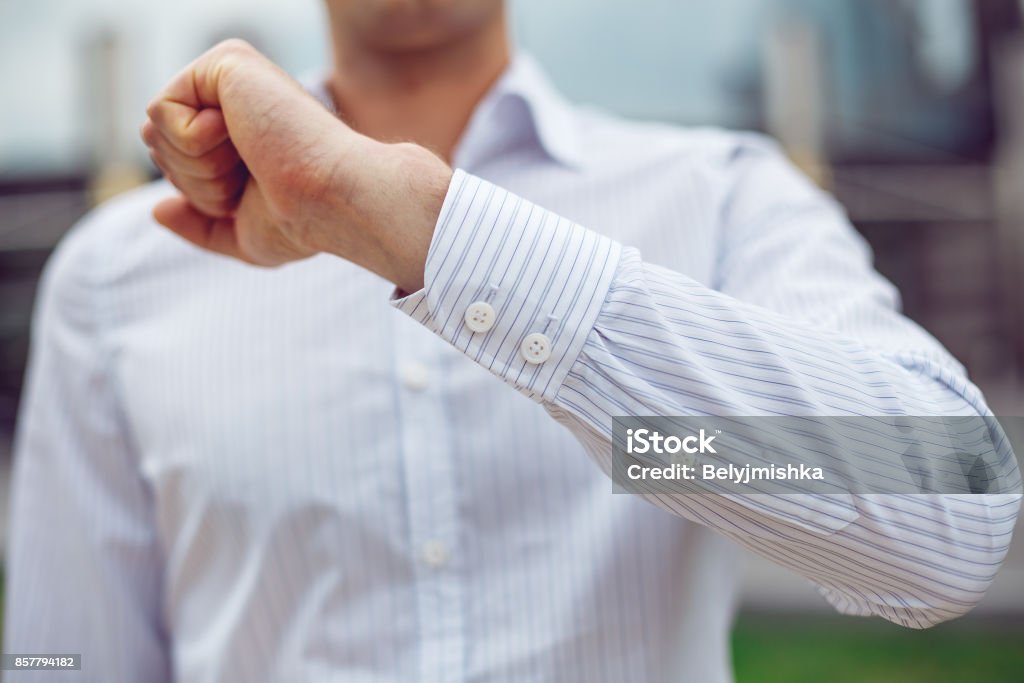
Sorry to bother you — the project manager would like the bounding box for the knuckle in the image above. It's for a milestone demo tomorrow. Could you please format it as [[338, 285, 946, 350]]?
[[214, 38, 255, 58], [140, 121, 156, 145]]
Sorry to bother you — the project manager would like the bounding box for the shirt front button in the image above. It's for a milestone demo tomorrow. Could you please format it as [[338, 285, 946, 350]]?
[[400, 362, 431, 391], [421, 540, 449, 568], [464, 301, 496, 333], [520, 332, 552, 364]]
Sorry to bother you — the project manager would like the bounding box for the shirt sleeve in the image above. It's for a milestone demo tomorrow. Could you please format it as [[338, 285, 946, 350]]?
[[3, 217, 171, 680], [392, 145, 1022, 629]]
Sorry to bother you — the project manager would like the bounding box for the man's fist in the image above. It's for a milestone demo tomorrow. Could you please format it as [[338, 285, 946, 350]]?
[[141, 39, 451, 292]]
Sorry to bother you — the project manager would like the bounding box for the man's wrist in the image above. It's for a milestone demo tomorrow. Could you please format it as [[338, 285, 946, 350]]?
[[386, 143, 453, 292], [314, 138, 451, 293]]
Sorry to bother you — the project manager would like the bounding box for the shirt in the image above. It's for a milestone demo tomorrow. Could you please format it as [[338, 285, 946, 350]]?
[[5, 53, 1020, 683]]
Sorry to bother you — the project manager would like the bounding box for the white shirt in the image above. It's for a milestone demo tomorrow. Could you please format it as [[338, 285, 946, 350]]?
[[5, 54, 1020, 682]]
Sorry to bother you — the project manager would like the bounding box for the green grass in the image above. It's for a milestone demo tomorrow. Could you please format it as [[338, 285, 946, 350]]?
[[0, 569, 1019, 683], [732, 612, 1024, 683]]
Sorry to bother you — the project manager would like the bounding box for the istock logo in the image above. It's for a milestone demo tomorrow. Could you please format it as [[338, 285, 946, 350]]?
[[625, 428, 717, 455]]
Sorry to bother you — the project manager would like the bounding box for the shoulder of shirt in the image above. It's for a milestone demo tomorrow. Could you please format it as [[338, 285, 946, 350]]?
[[569, 103, 788, 175], [39, 179, 198, 310]]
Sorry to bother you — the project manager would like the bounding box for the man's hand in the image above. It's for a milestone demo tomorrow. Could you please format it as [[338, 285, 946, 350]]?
[[141, 39, 452, 292]]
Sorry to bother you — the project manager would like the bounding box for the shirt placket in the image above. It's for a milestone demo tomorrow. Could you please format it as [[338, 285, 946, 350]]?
[[392, 322, 464, 683]]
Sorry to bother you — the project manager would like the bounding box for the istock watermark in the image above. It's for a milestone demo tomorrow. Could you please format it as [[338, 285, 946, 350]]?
[[625, 427, 718, 455], [612, 415, 1024, 496]]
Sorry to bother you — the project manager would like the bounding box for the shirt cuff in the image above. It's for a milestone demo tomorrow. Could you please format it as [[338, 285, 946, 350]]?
[[391, 169, 622, 402]]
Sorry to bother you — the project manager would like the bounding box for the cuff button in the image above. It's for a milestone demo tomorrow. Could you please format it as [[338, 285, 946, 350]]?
[[464, 301, 496, 333], [521, 332, 552, 364]]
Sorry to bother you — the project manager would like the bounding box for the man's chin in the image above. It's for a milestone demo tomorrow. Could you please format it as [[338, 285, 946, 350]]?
[[333, 0, 503, 54]]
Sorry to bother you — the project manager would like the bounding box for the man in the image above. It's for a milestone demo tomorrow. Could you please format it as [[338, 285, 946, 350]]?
[[5, 1, 1020, 681]]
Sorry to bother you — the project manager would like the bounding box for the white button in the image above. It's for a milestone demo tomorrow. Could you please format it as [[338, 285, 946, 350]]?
[[421, 541, 449, 568], [400, 362, 431, 391], [464, 301, 496, 333], [520, 332, 552, 364]]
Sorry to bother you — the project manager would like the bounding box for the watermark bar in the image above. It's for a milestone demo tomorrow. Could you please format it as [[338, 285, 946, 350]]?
[[2, 654, 81, 670], [612, 415, 1024, 496]]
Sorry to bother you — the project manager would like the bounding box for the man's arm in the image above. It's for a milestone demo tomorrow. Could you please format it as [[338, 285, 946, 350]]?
[[4, 212, 170, 680], [393, 157, 1022, 628], [141, 42, 1022, 629]]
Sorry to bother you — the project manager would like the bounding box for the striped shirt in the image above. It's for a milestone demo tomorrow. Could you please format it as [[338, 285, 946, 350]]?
[[5, 53, 1020, 682]]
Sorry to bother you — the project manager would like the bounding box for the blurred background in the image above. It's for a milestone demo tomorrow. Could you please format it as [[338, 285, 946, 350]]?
[[1, 0, 1023, 680]]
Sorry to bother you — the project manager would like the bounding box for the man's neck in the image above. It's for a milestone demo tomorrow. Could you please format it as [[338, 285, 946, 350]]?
[[327, 18, 510, 162]]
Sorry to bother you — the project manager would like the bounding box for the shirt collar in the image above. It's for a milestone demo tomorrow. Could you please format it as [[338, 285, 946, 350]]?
[[454, 51, 584, 170], [308, 51, 584, 171]]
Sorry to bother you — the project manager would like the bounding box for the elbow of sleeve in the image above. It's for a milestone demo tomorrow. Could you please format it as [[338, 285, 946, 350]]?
[[876, 579, 995, 630], [824, 594, 977, 630], [822, 574, 992, 630], [825, 493, 1021, 629]]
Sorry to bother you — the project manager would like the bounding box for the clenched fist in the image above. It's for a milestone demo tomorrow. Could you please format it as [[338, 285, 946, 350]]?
[[141, 39, 451, 292]]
